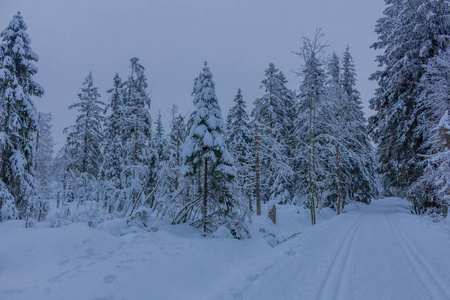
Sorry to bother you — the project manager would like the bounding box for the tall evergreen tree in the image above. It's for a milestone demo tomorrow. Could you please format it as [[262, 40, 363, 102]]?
[[66, 72, 104, 178], [325, 52, 348, 213], [340, 47, 377, 204], [181, 62, 235, 235], [410, 111, 450, 215], [0, 12, 43, 219], [409, 48, 450, 212], [121, 58, 154, 215], [153, 111, 167, 163], [168, 105, 187, 192], [64, 72, 105, 204], [252, 63, 295, 204], [101, 73, 125, 212], [369, 0, 450, 194], [35, 112, 55, 200], [226, 89, 253, 210], [293, 30, 327, 225]]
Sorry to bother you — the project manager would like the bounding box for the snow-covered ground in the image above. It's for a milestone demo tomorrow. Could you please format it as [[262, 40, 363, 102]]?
[[1, 198, 449, 300]]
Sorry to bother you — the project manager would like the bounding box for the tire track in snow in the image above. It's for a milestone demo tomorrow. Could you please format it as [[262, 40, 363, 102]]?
[[315, 212, 366, 300], [385, 212, 450, 299]]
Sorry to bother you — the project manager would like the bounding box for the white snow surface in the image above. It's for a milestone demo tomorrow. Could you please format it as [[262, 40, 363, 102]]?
[[1, 198, 450, 300]]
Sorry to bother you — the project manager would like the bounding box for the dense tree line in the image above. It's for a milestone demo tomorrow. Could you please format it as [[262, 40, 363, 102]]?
[[0, 11, 377, 232], [370, 0, 450, 215], [4, 1, 449, 234]]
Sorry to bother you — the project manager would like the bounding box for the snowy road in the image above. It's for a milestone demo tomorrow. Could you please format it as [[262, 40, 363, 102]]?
[[215, 198, 450, 300], [1, 198, 450, 300]]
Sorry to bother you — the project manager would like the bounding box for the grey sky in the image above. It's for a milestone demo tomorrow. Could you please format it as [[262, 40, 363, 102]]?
[[1, 0, 385, 148]]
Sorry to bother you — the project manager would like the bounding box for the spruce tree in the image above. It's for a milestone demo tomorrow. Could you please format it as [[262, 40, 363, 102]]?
[[226, 89, 253, 210], [325, 52, 348, 213], [340, 47, 377, 204], [121, 58, 154, 215], [369, 0, 450, 194], [65, 72, 105, 204], [410, 48, 450, 212], [0, 12, 43, 219], [410, 111, 450, 215], [168, 105, 187, 192], [35, 112, 55, 201], [252, 63, 295, 204], [153, 111, 167, 163], [101, 73, 125, 212], [182, 62, 235, 235], [293, 30, 327, 225]]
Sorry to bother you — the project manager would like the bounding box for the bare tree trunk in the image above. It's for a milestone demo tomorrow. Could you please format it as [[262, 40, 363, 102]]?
[[255, 126, 261, 216], [175, 134, 180, 190], [336, 144, 342, 215], [202, 158, 208, 235], [308, 100, 316, 225], [248, 163, 253, 213]]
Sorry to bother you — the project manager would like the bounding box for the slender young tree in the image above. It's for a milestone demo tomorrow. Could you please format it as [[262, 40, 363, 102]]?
[[0, 12, 44, 219]]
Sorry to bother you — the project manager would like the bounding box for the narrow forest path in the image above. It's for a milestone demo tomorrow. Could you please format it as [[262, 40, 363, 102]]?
[[213, 198, 450, 300]]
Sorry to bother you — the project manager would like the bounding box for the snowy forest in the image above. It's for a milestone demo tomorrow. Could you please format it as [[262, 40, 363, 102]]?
[[1, 1, 450, 299], [1, 1, 449, 234]]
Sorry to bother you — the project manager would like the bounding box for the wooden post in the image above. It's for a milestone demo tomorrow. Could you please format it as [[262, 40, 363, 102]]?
[[248, 163, 253, 213], [202, 158, 208, 235], [439, 119, 450, 217], [268, 204, 276, 224], [337, 144, 342, 215]]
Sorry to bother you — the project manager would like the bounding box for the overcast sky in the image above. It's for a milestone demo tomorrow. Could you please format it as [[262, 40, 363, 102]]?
[[1, 0, 385, 148]]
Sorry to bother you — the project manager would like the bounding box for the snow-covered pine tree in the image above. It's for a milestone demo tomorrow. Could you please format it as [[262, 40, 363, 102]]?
[[369, 0, 450, 195], [101, 73, 125, 213], [168, 105, 187, 193], [54, 140, 75, 204], [293, 30, 327, 225], [252, 63, 295, 205], [324, 52, 348, 214], [35, 112, 55, 201], [410, 111, 450, 216], [226, 89, 253, 211], [158, 106, 188, 220], [0, 12, 44, 220], [409, 48, 450, 213], [340, 47, 377, 204], [153, 111, 167, 163], [150, 110, 173, 212], [65, 72, 105, 204], [121, 58, 154, 215], [181, 62, 235, 235]]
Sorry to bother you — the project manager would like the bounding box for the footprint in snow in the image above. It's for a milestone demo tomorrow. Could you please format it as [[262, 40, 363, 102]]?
[[284, 249, 296, 256], [103, 274, 117, 284]]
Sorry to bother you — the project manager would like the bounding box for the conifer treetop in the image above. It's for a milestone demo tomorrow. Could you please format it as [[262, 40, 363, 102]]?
[[183, 62, 234, 176]]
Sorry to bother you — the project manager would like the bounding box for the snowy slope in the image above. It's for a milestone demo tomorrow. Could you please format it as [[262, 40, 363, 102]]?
[[1, 199, 450, 300]]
